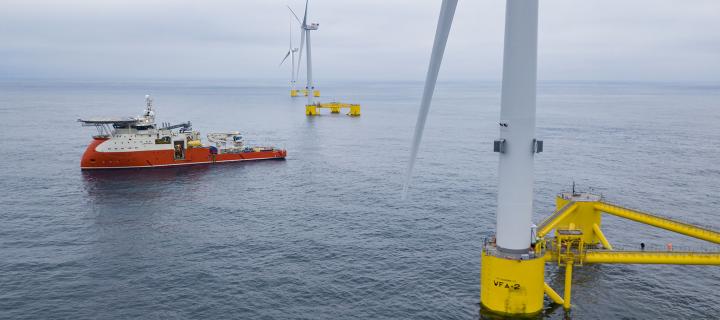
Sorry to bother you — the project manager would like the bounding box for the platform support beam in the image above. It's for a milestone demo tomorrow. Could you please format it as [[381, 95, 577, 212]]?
[[544, 283, 564, 305], [595, 202, 720, 244], [584, 251, 720, 265], [538, 202, 578, 237], [563, 261, 573, 310], [592, 223, 613, 250]]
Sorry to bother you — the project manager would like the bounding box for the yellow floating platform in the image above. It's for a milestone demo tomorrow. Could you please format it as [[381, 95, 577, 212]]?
[[481, 192, 720, 316], [306, 102, 360, 117]]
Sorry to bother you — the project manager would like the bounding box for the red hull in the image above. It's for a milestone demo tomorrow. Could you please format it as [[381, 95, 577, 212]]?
[[81, 138, 286, 170]]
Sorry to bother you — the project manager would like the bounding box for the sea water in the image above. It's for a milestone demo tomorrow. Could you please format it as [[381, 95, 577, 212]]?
[[0, 79, 718, 319]]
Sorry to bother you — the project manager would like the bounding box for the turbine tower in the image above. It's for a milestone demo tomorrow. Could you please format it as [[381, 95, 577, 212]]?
[[289, 0, 320, 101], [404, 0, 545, 315], [280, 14, 300, 97]]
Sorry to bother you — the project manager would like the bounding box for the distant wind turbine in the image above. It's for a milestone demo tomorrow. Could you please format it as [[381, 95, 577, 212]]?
[[288, 0, 320, 102], [280, 12, 300, 97]]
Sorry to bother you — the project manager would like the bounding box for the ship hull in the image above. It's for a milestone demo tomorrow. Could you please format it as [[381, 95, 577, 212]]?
[[81, 138, 286, 170]]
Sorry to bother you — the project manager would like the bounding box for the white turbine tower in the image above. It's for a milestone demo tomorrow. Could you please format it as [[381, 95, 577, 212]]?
[[289, 0, 320, 102], [404, 0, 545, 315], [280, 13, 300, 97]]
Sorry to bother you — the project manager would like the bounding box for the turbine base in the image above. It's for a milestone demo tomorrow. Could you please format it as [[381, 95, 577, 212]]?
[[480, 247, 545, 316]]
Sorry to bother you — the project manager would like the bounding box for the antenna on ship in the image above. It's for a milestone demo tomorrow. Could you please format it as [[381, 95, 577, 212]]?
[[143, 94, 155, 123], [145, 95, 153, 111], [572, 180, 576, 195]]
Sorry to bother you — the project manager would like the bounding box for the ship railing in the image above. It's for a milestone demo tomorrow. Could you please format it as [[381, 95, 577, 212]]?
[[80, 122, 114, 137]]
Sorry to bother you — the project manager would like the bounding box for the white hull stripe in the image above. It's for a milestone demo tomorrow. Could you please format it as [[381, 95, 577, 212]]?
[[81, 156, 284, 170]]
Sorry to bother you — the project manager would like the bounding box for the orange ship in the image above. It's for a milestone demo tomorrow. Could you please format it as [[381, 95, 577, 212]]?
[[78, 95, 286, 170]]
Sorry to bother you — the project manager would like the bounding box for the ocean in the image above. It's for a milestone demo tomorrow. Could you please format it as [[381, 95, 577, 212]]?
[[0, 79, 718, 319]]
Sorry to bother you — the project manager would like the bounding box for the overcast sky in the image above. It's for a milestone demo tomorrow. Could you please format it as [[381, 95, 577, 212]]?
[[1, 0, 719, 81]]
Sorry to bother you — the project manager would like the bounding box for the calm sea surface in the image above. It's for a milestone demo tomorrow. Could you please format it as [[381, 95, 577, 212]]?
[[0, 80, 718, 319]]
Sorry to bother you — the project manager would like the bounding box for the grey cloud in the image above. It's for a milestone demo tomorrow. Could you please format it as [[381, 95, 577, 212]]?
[[1, 0, 718, 81]]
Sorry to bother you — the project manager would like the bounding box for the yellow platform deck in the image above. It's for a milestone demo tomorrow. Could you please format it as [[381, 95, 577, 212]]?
[[306, 102, 360, 116]]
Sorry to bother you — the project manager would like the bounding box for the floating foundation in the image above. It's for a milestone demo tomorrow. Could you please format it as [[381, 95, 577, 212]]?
[[306, 102, 360, 116], [301, 89, 320, 97], [290, 89, 299, 97], [480, 247, 545, 315], [480, 192, 720, 315]]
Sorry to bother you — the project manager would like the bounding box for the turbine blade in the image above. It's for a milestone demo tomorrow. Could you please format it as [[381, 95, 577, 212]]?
[[402, 0, 458, 200], [287, 5, 301, 24], [279, 50, 291, 66], [302, 0, 308, 27], [296, 29, 305, 80]]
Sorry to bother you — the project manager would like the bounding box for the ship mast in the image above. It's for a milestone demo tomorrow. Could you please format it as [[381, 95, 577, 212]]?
[[142, 94, 155, 125]]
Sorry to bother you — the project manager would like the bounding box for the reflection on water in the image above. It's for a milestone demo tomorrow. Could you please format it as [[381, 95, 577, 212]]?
[[479, 303, 568, 320], [81, 165, 213, 188], [82, 165, 213, 203]]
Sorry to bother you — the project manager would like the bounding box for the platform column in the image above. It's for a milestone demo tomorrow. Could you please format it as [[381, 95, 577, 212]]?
[[305, 105, 318, 116], [348, 105, 361, 117], [481, 249, 545, 315]]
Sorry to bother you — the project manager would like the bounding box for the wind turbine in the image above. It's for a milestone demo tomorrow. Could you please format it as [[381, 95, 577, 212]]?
[[289, 0, 320, 101], [280, 14, 300, 97], [404, 0, 545, 315]]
